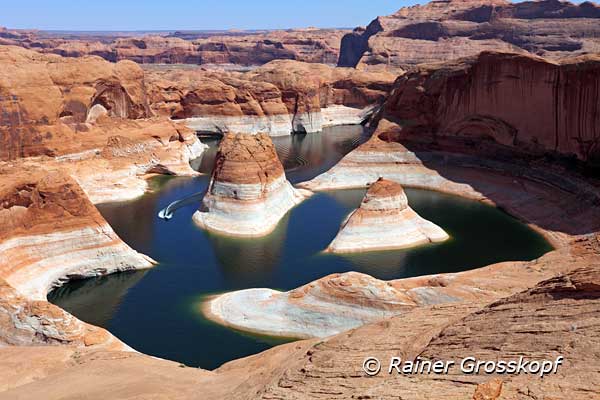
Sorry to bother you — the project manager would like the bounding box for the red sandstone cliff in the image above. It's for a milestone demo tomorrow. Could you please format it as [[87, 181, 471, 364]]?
[[338, 0, 600, 70], [0, 169, 149, 347], [378, 51, 600, 165], [146, 60, 395, 134]]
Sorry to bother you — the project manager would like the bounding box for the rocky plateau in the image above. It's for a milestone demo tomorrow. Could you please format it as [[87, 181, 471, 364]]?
[[0, 27, 348, 66]]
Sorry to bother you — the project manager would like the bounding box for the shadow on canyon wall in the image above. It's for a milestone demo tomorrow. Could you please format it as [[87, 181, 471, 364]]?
[[383, 128, 600, 238]]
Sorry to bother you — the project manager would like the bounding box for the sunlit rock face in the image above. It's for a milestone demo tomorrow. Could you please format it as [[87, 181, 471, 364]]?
[[338, 0, 600, 71], [146, 60, 395, 136], [0, 170, 155, 301], [1, 27, 349, 66], [193, 132, 308, 237], [327, 178, 449, 253]]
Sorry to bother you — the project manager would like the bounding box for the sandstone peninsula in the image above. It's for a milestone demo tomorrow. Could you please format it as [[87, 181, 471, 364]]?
[[193, 132, 307, 237], [338, 0, 600, 70], [147, 60, 395, 136], [0, 169, 149, 352], [326, 178, 449, 253]]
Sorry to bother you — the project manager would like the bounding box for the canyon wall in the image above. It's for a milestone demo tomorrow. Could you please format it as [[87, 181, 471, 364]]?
[[147, 60, 395, 135], [0, 45, 206, 201], [338, 0, 600, 71], [380, 51, 600, 165], [0, 169, 151, 350]]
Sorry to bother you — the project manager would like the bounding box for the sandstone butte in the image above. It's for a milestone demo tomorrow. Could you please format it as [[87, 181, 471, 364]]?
[[326, 178, 449, 253], [338, 0, 600, 71], [193, 132, 308, 237], [0, 33, 598, 400], [0, 27, 348, 65], [146, 60, 395, 136]]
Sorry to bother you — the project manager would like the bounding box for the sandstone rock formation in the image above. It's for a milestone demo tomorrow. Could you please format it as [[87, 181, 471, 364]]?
[[0, 170, 155, 300], [338, 0, 600, 71], [0, 27, 348, 66], [1, 239, 598, 399], [0, 170, 151, 353], [147, 60, 395, 136], [0, 14, 599, 400], [378, 51, 600, 164], [327, 178, 449, 253], [193, 133, 308, 237], [0, 45, 206, 202], [303, 52, 600, 201]]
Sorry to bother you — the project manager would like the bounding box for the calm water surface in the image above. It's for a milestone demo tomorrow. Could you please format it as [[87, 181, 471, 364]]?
[[49, 126, 552, 369]]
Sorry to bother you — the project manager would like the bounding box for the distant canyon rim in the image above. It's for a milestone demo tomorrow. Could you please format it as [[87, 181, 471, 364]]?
[[0, 0, 599, 399]]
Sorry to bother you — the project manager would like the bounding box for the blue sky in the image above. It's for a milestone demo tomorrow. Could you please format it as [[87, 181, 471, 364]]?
[[1, 0, 421, 31]]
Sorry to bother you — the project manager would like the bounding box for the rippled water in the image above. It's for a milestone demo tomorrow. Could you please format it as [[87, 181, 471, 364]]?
[[49, 126, 552, 369]]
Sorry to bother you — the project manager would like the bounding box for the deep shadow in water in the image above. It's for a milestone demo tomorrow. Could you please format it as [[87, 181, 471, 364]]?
[[49, 126, 552, 370]]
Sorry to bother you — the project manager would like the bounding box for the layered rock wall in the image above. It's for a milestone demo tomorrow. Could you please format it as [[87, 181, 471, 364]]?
[[0, 170, 151, 350], [193, 133, 307, 236], [0, 171, 154, 300], [0, 45, 206, 202], [381, 51, 600, 164], [147, 60, 395, 135], [326, 178, 448, 253]]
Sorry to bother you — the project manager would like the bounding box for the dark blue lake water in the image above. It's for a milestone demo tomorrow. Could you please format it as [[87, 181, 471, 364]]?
[[49, 126, 552, 369]]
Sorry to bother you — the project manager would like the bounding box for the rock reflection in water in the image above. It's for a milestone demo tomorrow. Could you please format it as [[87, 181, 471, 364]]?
[[204, 214, 290, 287], [49, 271, 148, 327]]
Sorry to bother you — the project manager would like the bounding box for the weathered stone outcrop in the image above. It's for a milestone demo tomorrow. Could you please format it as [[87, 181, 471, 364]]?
[[0, 170, 151, 351], [338, 0, 600, 71], [193, 133, 308, 236], [0, 170, 154, 300], [0, 45, 149, 136], [0, 45, 206, 202], [0, 277, 122, 349], [147, 60, 395, 136], [327, 178, 448, 253], [2, 246, 596, 399]]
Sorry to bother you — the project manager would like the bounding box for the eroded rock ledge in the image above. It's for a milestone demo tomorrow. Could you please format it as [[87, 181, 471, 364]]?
[[193, 132, 309, 237], [1, 246, 598, 399], [0, 170, 151, 353], [0, 45, 207, 203]]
